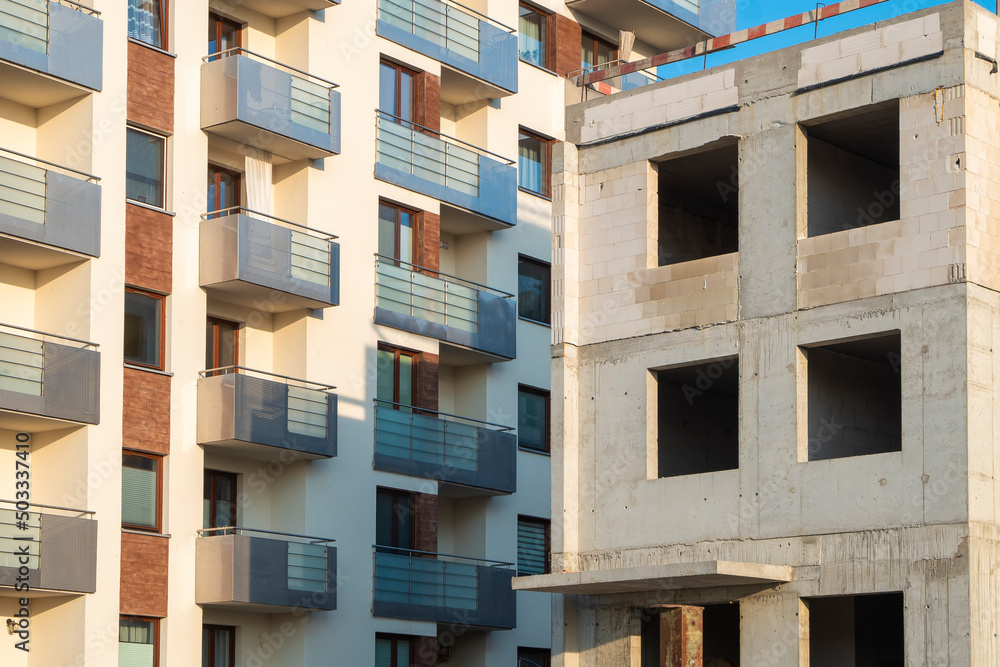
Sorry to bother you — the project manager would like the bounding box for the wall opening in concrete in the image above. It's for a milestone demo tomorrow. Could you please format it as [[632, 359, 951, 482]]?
[[803, 332, 901, 462], [654, 357, 739, 478], [807, 592, 904, 667], [656, 140, 739, 266], [640, 603, 740, 667], [804, 101, 900, 237]]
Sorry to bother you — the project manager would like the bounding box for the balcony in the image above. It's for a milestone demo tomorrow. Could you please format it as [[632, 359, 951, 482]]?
[[0, 147, 100, 270], [0, 324, 99, 431], [233, 0, 339, 19], [565, 0, 735, 52], [375, 112, 516, 229], [201, 49, 341, 161], [373, 547, 515, 629], [196, 527, 336, 612], [375, 255, 516, 362], [374, 400, 515, 495], [197, 367, 337, 460], [0, 501, 97, 596], [200, 208, 339, 312], [377, 0, 516, 98], [0, 0, 103, 107]]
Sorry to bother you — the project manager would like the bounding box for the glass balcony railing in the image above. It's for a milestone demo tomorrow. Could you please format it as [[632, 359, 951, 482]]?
[[196, 527, 336, 612], [375, 112, 516, 227], [374, 255, 516, 360], [373, 546, 515, 628], [377, 0, 516, 94], [200, 208, 340, 312], [0, 0, 103, 96], [201, 49, 341, 160], [0, 147, 101, 265], [0, 323, 99, 427], [0, 500, 97, 595], [374, 400, 516, 494], [197, 366, 337, 459]]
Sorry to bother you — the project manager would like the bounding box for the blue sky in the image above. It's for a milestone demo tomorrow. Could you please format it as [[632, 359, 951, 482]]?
[[657, 0, 996, 78]]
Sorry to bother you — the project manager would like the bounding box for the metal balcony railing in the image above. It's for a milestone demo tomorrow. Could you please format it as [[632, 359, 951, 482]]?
[[0, 499, 97, 594], [0, 323, 99, 424], [374, 545, 511, 607], [378, 0, 513, 64], [570, 60, 664, 93]]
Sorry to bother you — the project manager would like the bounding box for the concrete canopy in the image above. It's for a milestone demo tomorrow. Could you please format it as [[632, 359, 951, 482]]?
[[512, 560, 793, 595]]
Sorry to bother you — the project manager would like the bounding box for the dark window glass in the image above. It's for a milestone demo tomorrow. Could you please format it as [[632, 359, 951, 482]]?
[[122, 453, 160, 531], [519, 130, 550, 196], [124, 289, 164, 369], [518, 385, 549, 452], [517, 517, 550, 575], [379, 61, 416, 123], [518, 4, 547, 67], [376, 489, 414, 552], [376, 634, 414, 667], [518, 256, 551, 324], [202, 625, 235, 667], [120, 617, 158, 667], [518, 647, 551, 667], [581, 31, 617, 72], [205, 317, 238, 372], [126, 128, 165, 208], [128, 0, 167, 49], [378, 202, 416, 265], [207, 165, 240, 216], [376, 346, 416, 409], [203, 470, 237, 530], [208, 13, 240, 58]]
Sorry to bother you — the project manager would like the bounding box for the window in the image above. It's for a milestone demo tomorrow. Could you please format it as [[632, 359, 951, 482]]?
[[802, 332, 902, 461], [122, 452, 162, 532], [128, 0, 167, 49], [376, 634, 414, 667], [518, 647, 551, 667], [806, 593, 903, 665], [376, 345, 417, 409], [207, 165, 240, 216], [581, 31, 617, 72], [120, 617, 158, 667], [124, 288, 164, 370], [379, 60, 416, 124], [208, 13, 241, 59], [518, 3, 549, 68], [378, 201, 416, 265], [518, 129, 553, 197], [205, 317, 238, 373], [126, 128, 166, 208], [518, 256, 550, 325], [653, 358, 739, 478], [517, 516, 550, 575], [203, 470, 237, 530], [376, 489, 414, 553], [518, 385, 549, 452], [202, 625, 235, 667]]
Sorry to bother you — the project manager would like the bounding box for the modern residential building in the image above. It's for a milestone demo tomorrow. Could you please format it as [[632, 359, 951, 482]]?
[[0, 0, 731, 665], [514, 1, 1000, 665]]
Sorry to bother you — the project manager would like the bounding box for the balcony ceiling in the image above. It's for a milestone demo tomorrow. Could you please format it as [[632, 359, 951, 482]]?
[[230, 0, 337, 19], [0, 235, 91, 271], [201, 279, 332, 312], [566, 0, 710, 53], [513, 560, 793, 595], [0, 61, 92, 108], [202, 120, 334, 162], [0, 409, 89, 433], [440, 67, 514, 107]]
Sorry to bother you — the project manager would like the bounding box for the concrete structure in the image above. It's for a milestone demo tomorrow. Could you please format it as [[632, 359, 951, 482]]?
[[0, 0, 732, 665], [515, 1, 1000, 664]]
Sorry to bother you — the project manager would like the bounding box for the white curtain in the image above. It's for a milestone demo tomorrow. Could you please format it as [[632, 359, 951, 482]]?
[[244, 147, 273, 216], [619, 30, 635, 61]]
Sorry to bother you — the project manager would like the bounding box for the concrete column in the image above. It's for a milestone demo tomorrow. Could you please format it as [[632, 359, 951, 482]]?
[[739, 593, 807, 667], [659, 605, 704, 667]]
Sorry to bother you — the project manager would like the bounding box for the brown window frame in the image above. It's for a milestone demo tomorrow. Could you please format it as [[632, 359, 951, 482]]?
[[518, 2, 554, 70], [124, 287, 166, 371], [376, 633, 417, 667], [518, 127, 555, 198], [517, 515, 551, 575], [205, 316, 240, 374], [581, 30, 618, 71], [379, 59, 418, 123], [377, 344, 419, 408], [120, 615, 160, 667], [122, 449, 164, 533], [208, 12, 242, 58], [376, 488, 416, 553], [202, 625, 236, 667], [207, 164, 242, 216], [517, 254, 552, 325], [517, 384, 550, 453], [378, 200, 419, 266], [204, 469, 238, 530]]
